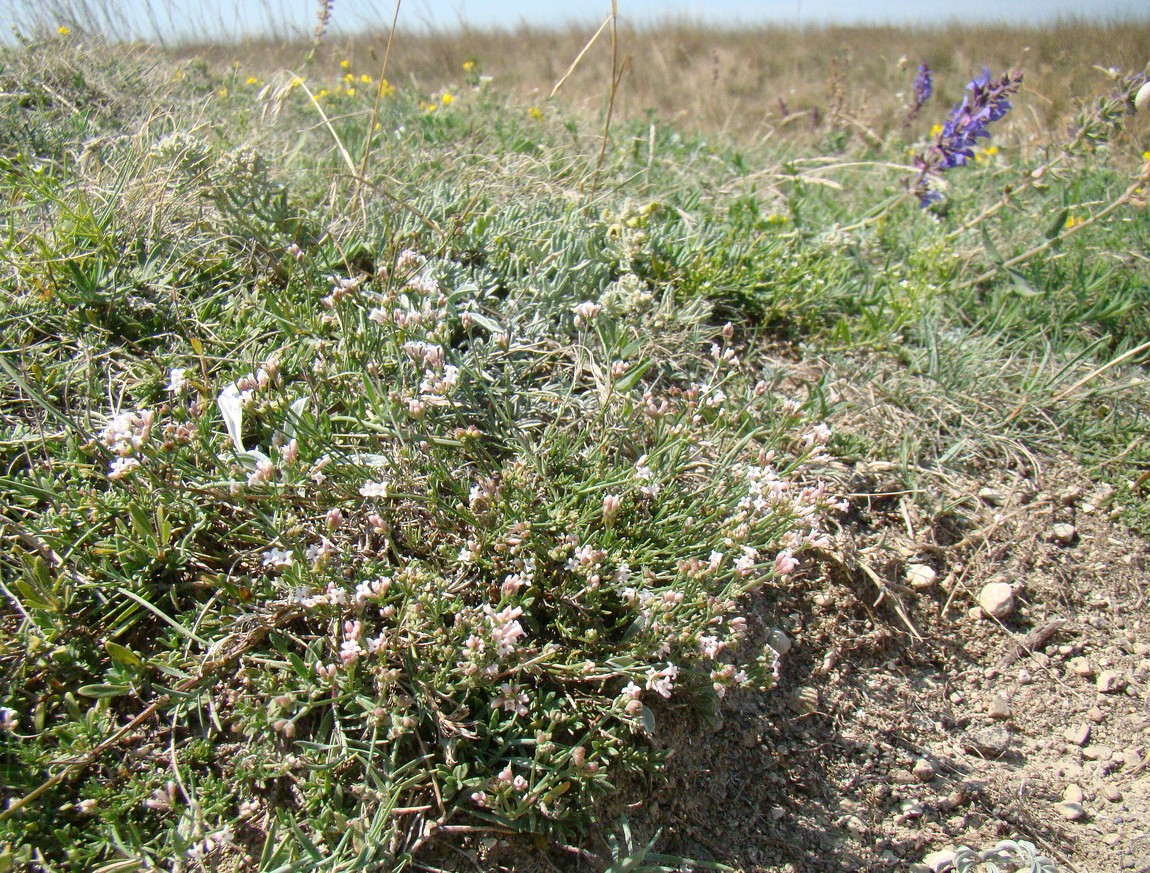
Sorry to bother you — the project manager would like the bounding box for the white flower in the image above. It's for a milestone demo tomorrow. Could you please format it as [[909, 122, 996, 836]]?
[[359, 480, 389, 498], [262, 548, 293, 569], [167, 367, 189, 394], [108, 456, 141, 480]]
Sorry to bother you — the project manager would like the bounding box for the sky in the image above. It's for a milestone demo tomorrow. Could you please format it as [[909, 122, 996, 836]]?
[[5, 0, 1148, 42]]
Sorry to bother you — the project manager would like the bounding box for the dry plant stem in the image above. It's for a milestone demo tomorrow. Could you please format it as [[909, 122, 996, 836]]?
[[292, 74, 357, 175], [549, 13, 614, 100], [355, 0, 403, 203], [588, 0, 622, 204], [1048, 338, 1150, 404], [963, 174, 1146, 288]]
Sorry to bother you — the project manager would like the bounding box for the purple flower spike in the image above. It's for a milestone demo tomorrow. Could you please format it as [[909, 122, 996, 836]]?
[[914, 63, 933, 106], [910, 67, 1023, 207], [904, 62, 933, 125]]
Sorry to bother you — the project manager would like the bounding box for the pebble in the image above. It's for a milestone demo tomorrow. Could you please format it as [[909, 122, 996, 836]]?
[[1068, 657, 1094, 677], [1123, 749, 1142, 769], [979, 487, 1006, 506], [906, 564, 938, 590], [769, 629, 793, 657], [900, 799, 925, 818], [1065, 724, 1091, 746], [1088, 706, 1105, 724], [1104, 832, 1123, 846], [913, 758, 937, 783], [1083, 745, 1113, 762], [987, 693, 1012, 720], [1097, 670, 1125, 693], [1063, 784, 1084, 804], [978, 582, 1015, 619], [1051, 522, 1077, 545], [1101, 784, 1123, 803], [964, 726, 1010, 758], [1057, 800, 1087, 821], [892, 769, 918, 785], [1059, 485, 1082, 506]]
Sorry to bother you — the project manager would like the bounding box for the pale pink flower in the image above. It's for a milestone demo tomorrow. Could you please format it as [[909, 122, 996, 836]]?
[[773, 549, 798, 577], [645, 664, 678, 699], [108, 456, 141, 480], [572, 300, 602, 327], [491, 682, 530, 716]]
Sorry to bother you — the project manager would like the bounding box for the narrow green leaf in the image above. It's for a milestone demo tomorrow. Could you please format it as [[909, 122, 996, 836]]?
[[77, 683, 130, 698]]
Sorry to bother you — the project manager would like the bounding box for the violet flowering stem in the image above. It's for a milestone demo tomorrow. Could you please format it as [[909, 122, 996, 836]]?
[[961, 174, 1145, 288]]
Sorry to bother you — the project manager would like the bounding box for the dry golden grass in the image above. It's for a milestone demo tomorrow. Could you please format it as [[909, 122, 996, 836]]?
[[177, 21, 1150, 148]]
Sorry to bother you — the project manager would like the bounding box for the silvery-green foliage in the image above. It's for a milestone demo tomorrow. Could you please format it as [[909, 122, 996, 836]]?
[[950, 840, 1058, 873]]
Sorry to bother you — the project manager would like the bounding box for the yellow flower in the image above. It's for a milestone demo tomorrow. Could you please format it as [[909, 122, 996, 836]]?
[[378, 79, 395, 98], [528, 106, 544, 121], [245, 76, 261, 86], [766, 214, 789, 225], [930, 123, 944, 138], [318, 89, 328, 98], [290, 75, 305, 87], [218, 87, 229, 98], [463, 60, 475, 72], [1143, 151, 1150, 161], [360, 74, 372, 84], [1064, 214, 1081, 229], [346, 87, 355, 97], [344, 72, 354, 83], [340, 59, 350, 69], [441, 93, 454, 106], [57, 25, 71, 36]]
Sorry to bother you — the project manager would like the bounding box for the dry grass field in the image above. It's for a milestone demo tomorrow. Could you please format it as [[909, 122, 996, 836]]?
[[171, 21, 1150, 148]]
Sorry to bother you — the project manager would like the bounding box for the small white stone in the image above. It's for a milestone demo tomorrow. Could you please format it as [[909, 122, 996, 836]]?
[[913, 758, 937, 782], [1101, 784, 1122, 803], [1063, 784, 1084, 804], [1068, 657, 1094, 678], [1064, 723, 1091, 746], [1097, 670, 1124, 693], [987, 693, 1011, 720], [768, 628, 793, 657], [906, 564, 938, 589], [1051, 523, 1077, 545], [979, 487, 1006, 506], [1057, 800, 1086, 821], [978, 582, 1015, 619]]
